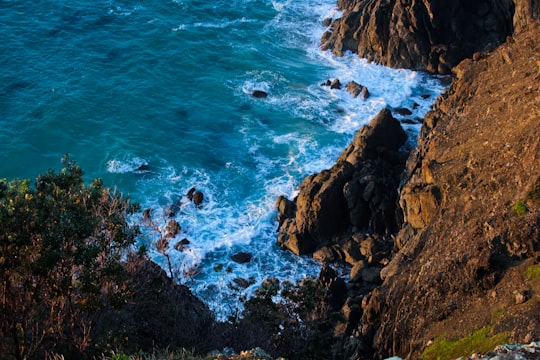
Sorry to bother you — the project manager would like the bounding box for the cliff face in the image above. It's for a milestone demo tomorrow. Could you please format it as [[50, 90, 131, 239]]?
[[321, 0, 538, 74], [278, 9, 540, 359], [364, 20, 540, 358]]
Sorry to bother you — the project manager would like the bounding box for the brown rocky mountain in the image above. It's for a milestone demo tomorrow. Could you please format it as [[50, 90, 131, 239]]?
[[277, 4, 539, 359]]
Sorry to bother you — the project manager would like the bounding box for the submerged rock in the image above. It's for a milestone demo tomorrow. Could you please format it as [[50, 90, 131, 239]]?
[[231, 252, 252, 264]]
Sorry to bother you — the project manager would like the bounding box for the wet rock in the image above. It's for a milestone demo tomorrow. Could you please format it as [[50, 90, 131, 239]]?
[[187, 187, 204, 207], [165, 219, 181, 238], [142, 208, 152, 223], [330, 78, 342, 89], [136, 163, 150, 172], [232, 278, 250, 289], [321, 79, 332, 87], [166, 199, 182, 217], [252, 90, 268, 98], [231, 252, 252, 264], [346, 81, 370, 99], [174, 238, 190, 251], [192, 190, 204, 206], [394, 107, 412, 116]]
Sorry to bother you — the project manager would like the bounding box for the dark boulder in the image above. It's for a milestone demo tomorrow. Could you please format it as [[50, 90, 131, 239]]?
[[252, 90, 268, 98], [231, 252, 252, 264], [187, 187, 204, 207]]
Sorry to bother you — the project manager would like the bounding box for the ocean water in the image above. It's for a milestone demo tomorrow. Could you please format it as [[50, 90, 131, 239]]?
[[0, 0, 444, 319]]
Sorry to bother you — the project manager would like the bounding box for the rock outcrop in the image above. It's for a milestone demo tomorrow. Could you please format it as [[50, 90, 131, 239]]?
[[321, 0, 522, 74], [276, 108, 407, 256]]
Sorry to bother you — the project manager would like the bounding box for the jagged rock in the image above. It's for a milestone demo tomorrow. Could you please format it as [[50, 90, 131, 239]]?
[[400, 183, 442, 230], [165, 219, 181, 237], [275, 195, 296, 227], [313, 246, 340, 264], [320, 0, 515, 74], [276, 108, 408, 255], [318, 264, 347, 312], [350, 260, 367, 283], [346, 81, 370, 99], [330, 78, 342, 89]]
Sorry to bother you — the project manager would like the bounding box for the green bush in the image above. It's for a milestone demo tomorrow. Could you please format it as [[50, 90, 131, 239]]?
[[0, 156, 139, 359], [511, 199, 528, 215], [524, 264, 540, 280]]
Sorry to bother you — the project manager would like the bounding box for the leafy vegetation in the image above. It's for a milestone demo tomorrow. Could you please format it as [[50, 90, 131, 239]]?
[[421, 326, 510, 360], [0, 156, 139, 359], [524, 264, 540, 280], [511, 199, 528, 215]]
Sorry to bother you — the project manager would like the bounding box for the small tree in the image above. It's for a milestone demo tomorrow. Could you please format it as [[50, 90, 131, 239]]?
[[0, 156, 139, 359]]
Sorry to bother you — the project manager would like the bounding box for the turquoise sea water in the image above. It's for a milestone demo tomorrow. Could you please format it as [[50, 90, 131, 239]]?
[[0, 0, 444, 319]]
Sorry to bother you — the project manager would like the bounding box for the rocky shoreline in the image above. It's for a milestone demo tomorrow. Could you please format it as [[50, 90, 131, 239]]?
[[271, 1, 540, 359], [108, 3, 539, 360]]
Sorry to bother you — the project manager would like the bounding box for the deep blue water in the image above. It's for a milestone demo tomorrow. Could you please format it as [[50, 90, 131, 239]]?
[[0, 0, 444, 318]]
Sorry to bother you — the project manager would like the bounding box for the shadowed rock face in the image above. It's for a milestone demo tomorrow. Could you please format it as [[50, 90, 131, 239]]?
[[321, 0, 517, 74], [276, 108, 407, 256]]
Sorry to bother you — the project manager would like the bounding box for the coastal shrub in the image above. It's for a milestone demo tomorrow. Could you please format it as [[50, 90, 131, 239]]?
[[421, 326, 510, 360], [0, 156, 139, 359], [511, 199, 528, 215], [524, 264, 540, 280]]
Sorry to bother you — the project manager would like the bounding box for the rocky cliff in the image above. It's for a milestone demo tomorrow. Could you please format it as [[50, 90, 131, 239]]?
[[321, 0, 539, 74], [278, 8, 539, 360], [364, 20, 540, 358]]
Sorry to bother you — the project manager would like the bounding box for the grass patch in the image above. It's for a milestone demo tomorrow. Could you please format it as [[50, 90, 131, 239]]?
[[421, 326, 510, 360], [511, 199, 528, 215], [524, 264, 540, 280], [490, 309, 505, 324]]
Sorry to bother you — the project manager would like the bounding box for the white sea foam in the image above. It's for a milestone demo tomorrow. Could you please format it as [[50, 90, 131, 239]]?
[[125, 0, 445, 321], [106, 157, 149, 174]]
